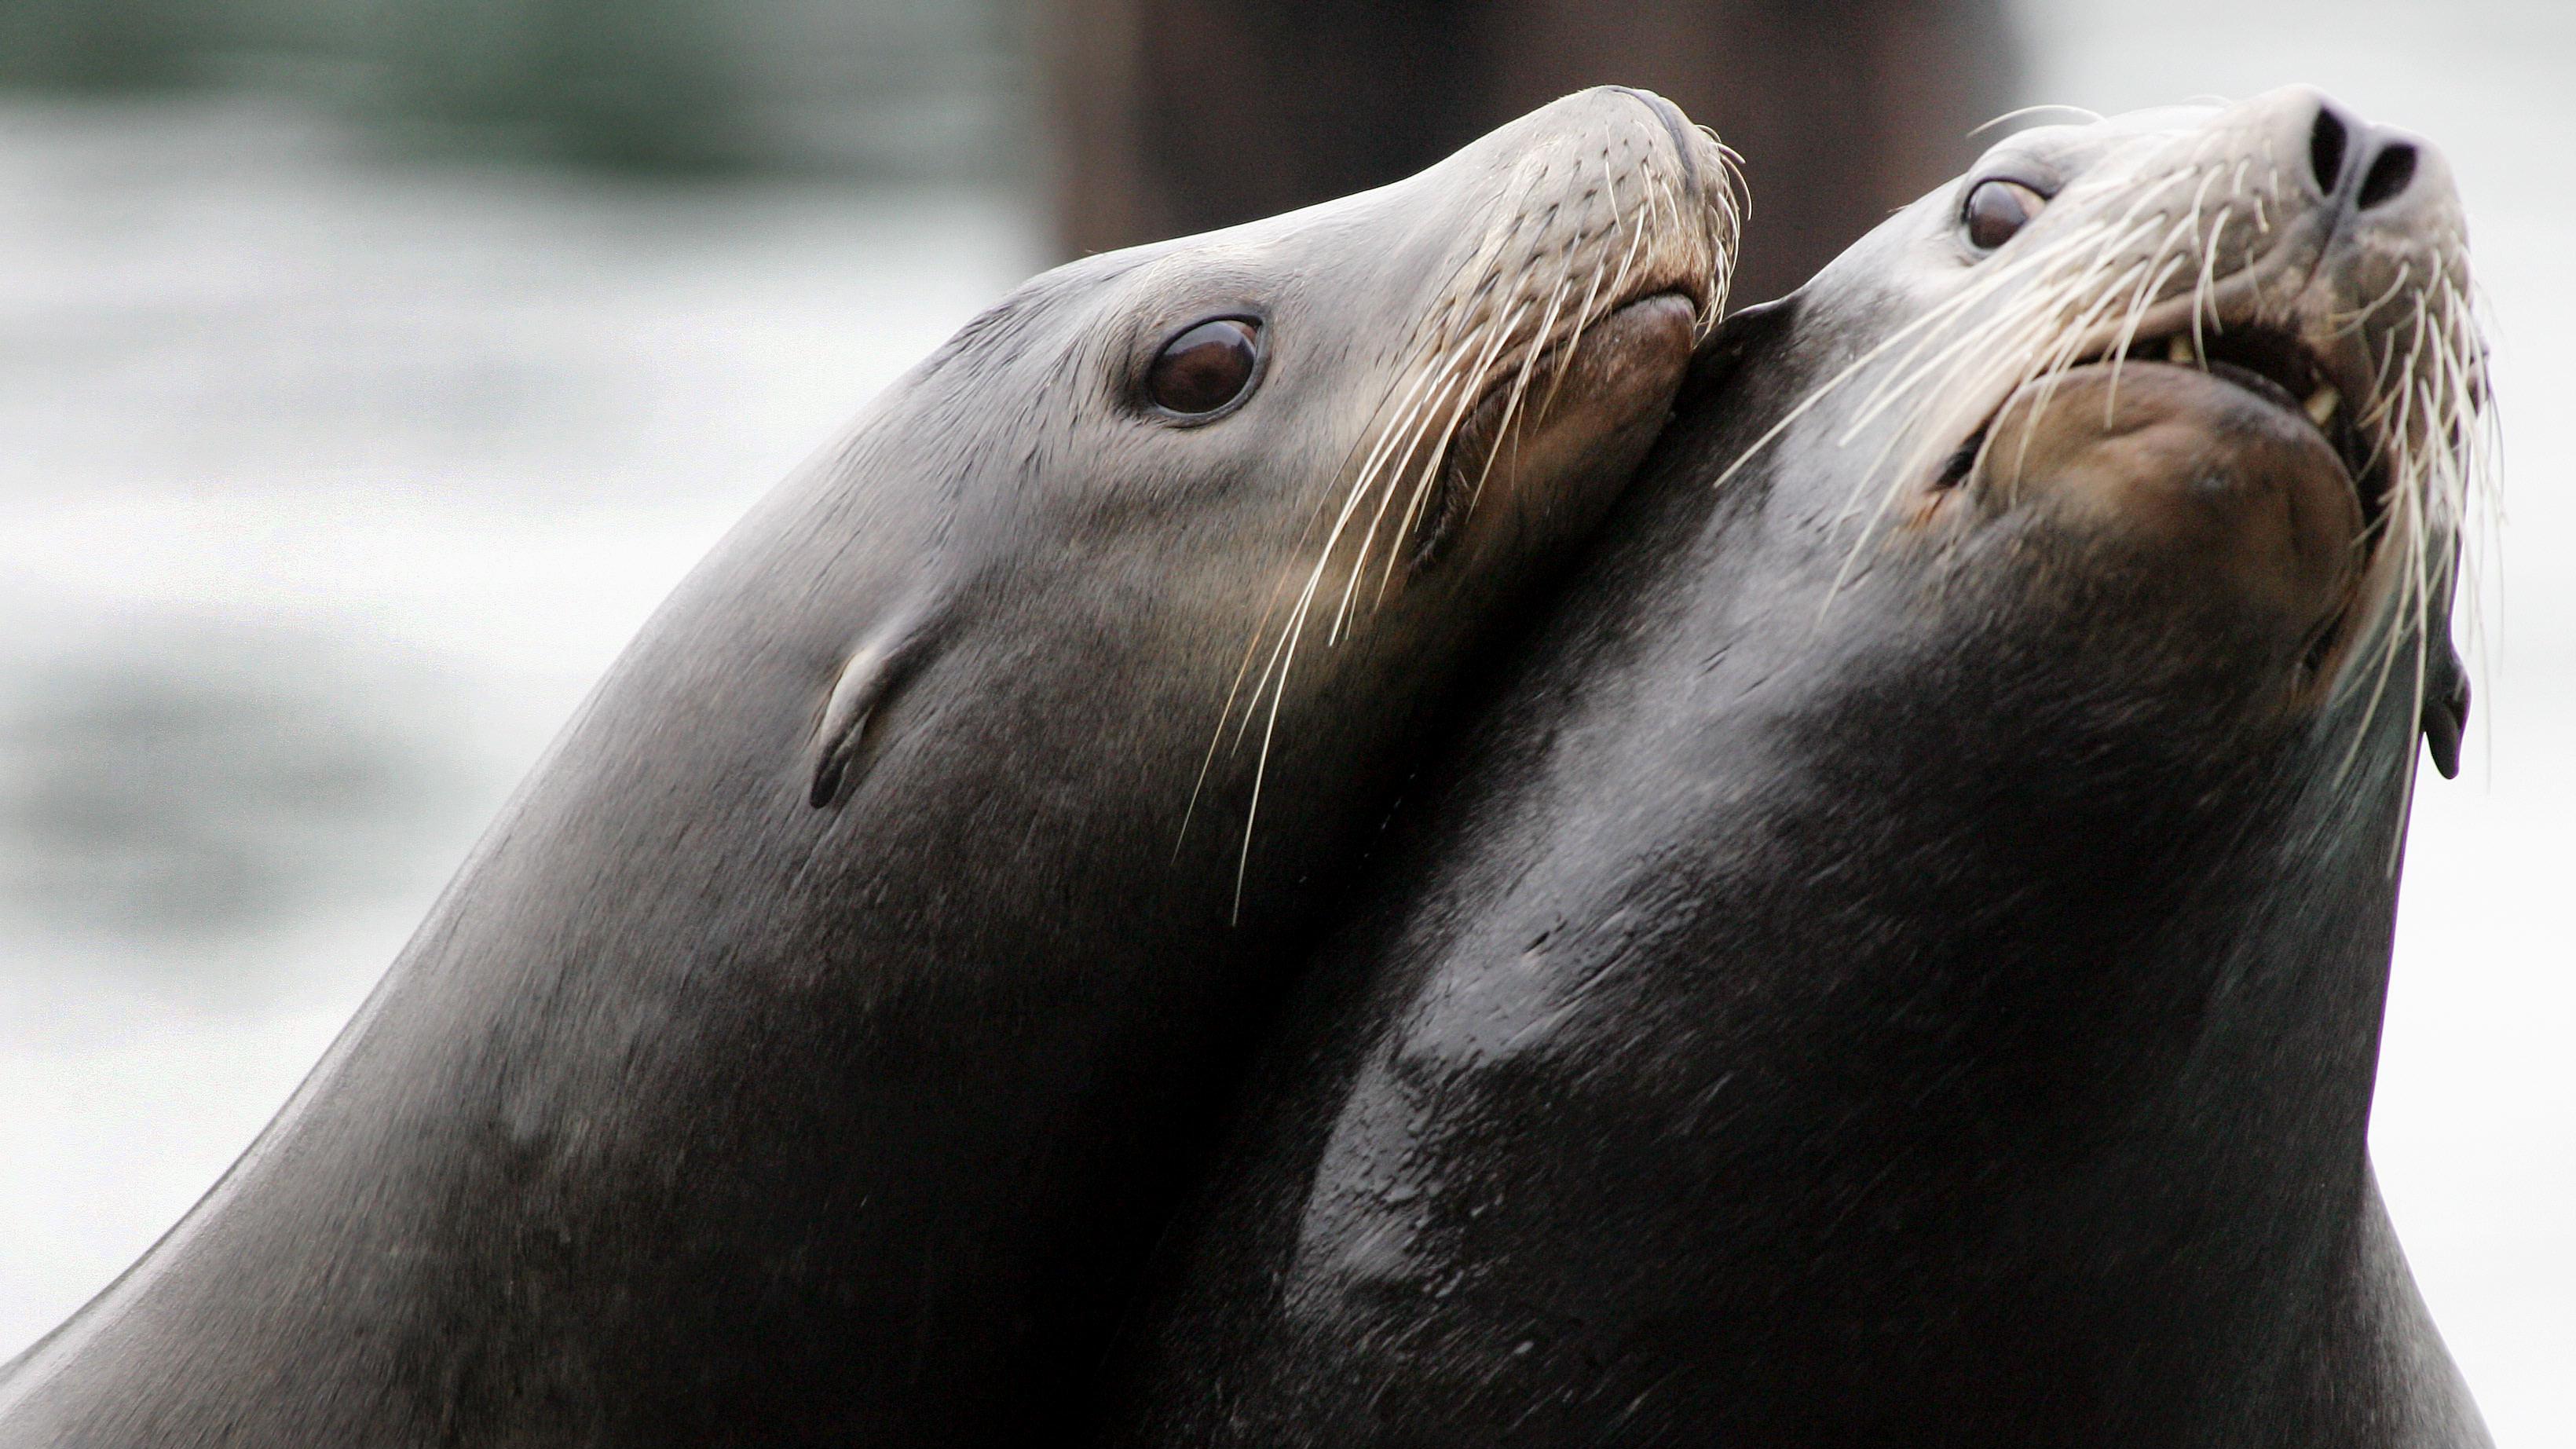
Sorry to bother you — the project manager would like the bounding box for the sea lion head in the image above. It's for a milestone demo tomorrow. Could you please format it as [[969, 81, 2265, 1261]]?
[[1703, 85, 2485, 791], [800, 86, 1737, 898], [0, 93, 1741, 1449]]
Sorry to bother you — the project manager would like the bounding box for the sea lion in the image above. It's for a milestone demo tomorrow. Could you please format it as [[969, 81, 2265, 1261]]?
[[1099, 86, 2493, 1446], [0, 89, 1737, 1447]]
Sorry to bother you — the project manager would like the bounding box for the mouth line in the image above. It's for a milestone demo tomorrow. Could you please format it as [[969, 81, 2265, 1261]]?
[[1530, 284, 1702, 390], [1466, 284, 1697, 443], [1923, 301, 2408, 691], [2109, 326, 2379, 505], [1944, 312, 2393, 545], [1409, 287, 1698, 569]]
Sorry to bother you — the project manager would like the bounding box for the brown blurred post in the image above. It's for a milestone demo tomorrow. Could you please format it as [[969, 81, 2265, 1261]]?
[[1043, 0, 2020, 305]]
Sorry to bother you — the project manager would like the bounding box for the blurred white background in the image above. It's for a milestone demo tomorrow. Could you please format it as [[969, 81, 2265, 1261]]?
[[0, 1, 2565, 1442]]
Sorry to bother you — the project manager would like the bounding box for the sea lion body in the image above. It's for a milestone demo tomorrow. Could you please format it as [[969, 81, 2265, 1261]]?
[[0, 91, 1736, 1447], [1102, 88, 2492, 1446]]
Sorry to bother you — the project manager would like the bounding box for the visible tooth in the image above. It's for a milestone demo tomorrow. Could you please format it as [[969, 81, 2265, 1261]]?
[[2167, 334, 2197, 364], [2304, 383, 2341, 427]]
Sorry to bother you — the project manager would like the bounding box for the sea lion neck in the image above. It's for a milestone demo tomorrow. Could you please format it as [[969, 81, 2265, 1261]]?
[[1588, 146, 2448, 1196], [1619, 327, 2416, 1210], [1530, 331, 2435, 1430]]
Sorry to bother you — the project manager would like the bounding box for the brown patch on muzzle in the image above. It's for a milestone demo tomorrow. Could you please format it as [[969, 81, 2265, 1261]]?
[[1975, 361, 2363, 649]]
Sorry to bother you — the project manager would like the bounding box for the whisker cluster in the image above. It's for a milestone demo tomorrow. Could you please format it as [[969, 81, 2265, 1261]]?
[[2336, 251, 2496, 823], [1183, 123, 1743, 913], [1712, 115, 2493, 787]]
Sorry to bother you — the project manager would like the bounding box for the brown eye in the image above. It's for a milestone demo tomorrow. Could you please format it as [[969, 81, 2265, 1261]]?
[[1146, 317, 1261, 415], [1963, 179, 2047, 251]]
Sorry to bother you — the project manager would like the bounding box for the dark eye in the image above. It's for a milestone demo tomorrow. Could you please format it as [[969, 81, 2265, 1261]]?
[[1963, 179, 2047, 251], [1146, 317, 1262, 415]]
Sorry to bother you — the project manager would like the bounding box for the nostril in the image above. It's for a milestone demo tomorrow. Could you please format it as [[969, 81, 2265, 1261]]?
[[2358, 142, 2417, 210], [2308, 105, 2351, 195]]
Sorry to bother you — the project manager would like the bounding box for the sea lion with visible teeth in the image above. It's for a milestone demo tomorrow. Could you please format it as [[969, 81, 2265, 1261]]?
[[1098, 86, 2493, 1447], [0, 89, 1737, 1448]]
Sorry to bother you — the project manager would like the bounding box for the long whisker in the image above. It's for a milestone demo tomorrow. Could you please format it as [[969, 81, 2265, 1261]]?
[[1334, 349, 1485, 642], [1203, 106, 1733, 913]]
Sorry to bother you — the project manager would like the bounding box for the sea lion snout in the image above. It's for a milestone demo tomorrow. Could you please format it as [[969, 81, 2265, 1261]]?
[[1833, 83, 2483, 704], [1976, 363, 2362, 639]]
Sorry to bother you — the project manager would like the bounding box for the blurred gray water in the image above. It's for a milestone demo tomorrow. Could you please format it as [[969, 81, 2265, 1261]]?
[[0, 0, 1026, 177], [0, 87, 1044, 1366], [2, 3, 2571, 1444]]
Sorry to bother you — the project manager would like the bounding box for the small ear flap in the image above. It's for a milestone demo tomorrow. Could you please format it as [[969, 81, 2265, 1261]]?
[[2420, 638, 2470, 781], [809, 602, 945, 809]]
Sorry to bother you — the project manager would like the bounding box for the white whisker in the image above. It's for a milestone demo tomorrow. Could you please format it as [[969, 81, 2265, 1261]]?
[[1198, 106, 1737, 909]]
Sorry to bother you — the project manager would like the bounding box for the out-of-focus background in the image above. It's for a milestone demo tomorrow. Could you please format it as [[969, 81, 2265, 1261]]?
[[0, 1, 2563, 1440]]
